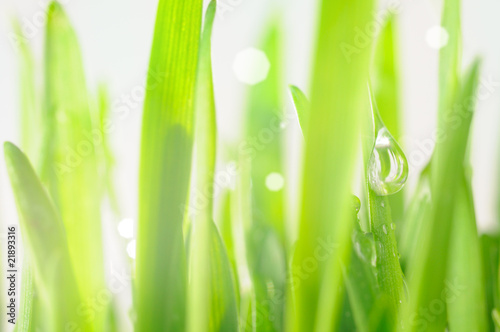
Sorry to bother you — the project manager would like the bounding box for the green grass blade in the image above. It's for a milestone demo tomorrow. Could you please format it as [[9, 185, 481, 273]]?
[[344, 213, 380, 332], [368, 190, 405, 324], [135, 0, 203, 328], [242, 20, 288, 331], [399, 165, 431, 268], [289, 0, 374, 330], [480, 234, 500, 331], [403, 59, 481, 332], [289, 85, 310, 137], [12, 20, 40, 163], [41, 4, 106, 330], [4, 142, 85, 332], [187, 2, 220, 331], [446, 174, 488, 331]]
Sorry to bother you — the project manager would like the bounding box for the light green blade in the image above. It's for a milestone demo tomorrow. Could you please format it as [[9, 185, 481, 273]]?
[[187, 2, 237, 331], [289, 0, 374, 331], [446, 174, 488, 332], [4, 142, 85, 332], [41, 3, 106, 330], [135, 0, 203, 328], [289, 85, 310, 137], [403, 59, 481, 332]]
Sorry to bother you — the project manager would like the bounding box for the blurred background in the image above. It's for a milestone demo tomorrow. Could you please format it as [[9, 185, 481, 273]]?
[[0, 0, 500, 329]]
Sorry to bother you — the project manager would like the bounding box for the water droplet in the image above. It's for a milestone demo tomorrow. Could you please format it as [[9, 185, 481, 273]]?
[[351, 195, 361, 213], [382, 224, 388, 235], [391, 223, 396, 230], [381, 201, 385, 207], [368, 127, 409, 196]]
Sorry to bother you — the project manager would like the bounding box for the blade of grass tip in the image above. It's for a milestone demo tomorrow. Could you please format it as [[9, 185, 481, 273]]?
[[403, 59, 481, 332], [446, 173, 488, 331], [289, 0, 374, 330], [42, 3, 106, 330], [4, 142, 86, 332], [135, 0, 203, 328], [289, 85, 310, 137], [372, 15, 405, 227], [480, 234, 500, 331]]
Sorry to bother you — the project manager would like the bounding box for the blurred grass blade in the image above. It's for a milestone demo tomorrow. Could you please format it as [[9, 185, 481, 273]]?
[[446, 174, 488, 331], [42, 3, 106, 330], [289, 85, 310, 137], [243, 20, 287, 330], [399, 164, 431, 268], [289, 0, 374, 330], [4, 142, 85, 331], [135, 0, 203, 328], [344, 206, 380, 332], [12, 20, 40, 164], [404, 59, 481, 332], [14, 260, 36, 332], [244, 21, 286, 244]]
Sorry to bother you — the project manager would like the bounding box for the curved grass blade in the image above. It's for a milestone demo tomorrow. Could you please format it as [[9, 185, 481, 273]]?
[[4, 142, 85, 332], [289, 0, 374, 330], [135, 0, 203, 328], [289, 85, 310, 137]]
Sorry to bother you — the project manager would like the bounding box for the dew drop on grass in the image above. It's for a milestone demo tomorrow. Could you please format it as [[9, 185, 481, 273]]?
[[368, 127, 409, 196]]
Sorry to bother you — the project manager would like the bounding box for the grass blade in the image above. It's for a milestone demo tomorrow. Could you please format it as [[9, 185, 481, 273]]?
[[135, 0, 203, 328], [403, 59, 481, 332], [446, 174, 488, 331], [4, 142, 85, 331], [289, 0, 374, 330], [186, 2, 237, 332], [42, 4, 106, 330]]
